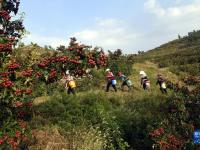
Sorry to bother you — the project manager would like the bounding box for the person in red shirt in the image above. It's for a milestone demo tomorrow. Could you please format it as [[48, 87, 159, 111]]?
[[105, 69, 117, 92]]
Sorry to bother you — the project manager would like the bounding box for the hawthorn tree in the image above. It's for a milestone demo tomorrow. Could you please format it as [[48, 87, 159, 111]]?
[[0, 0, 31, 149]]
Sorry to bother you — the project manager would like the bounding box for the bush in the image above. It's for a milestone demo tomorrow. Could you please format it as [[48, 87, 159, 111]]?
[[31, 91, 129, 149]]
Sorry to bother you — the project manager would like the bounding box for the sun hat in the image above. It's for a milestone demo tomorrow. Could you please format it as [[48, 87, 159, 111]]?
[[106, 68, 110, 72], [65, 70, 70, 75]]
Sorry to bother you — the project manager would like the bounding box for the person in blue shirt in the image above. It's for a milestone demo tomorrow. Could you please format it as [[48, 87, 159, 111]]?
[[118, 72, 132, 91]]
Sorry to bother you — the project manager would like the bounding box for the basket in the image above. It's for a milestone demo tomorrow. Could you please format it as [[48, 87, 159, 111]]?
[[68, 80, 76, 88], [126, 80, 132, 86], [112, 79, 117, 85]]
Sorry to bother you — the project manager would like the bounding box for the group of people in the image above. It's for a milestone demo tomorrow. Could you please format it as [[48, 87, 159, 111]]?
[[63, 69, 168, 95], [106, 69, 168, 94], [105, 68, 132, 92]]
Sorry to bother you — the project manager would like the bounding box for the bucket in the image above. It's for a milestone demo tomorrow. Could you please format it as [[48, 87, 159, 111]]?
[[68, 80, 76, 88], [161, 82, 166, 89], [112, 79, 117, 85], [126, 80, 132, 86]]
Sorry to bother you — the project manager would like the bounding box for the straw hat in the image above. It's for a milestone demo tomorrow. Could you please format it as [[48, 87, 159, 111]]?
[[106, 68, 110, 72]]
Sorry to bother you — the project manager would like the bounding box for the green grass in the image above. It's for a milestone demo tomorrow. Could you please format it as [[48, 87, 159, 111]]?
[[134, 31, 200, 76], [29, 61, 182, 149]]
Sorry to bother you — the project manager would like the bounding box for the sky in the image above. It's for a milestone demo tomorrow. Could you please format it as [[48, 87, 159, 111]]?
[[20, 0, 200, 53]]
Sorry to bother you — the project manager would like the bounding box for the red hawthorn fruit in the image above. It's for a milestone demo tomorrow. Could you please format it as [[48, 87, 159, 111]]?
[[35, 72, 43, 78], [22, 68, 33, 77], [149, 128, 164, 137], [0, 139, 4, 145], [56, 56, 68, 62], [0, 43, 12, 53], [12, 142, 17, 150], [15, 131, 21, 138], [0, 10, 11, 20], [15, 89, 23, 95], [70, 59, 81, 64], [1, 79, 14, 88], [8, 63, 20, 70], [167, 135, 182, 146], [38, 60, 49, 68], [49, 69, 57, 79], [7, 137, 14, 144], [25, 89, 32, 95], [13, 101, 23, 107], [157, 140, 167, 150], [26, 101, 33, 107], [0, 72, 9, 77], [38, 63, 46, 68]]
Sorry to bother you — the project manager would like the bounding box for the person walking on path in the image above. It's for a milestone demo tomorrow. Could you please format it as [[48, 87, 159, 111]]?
[[118, 72, 132, 91], [140, 71, 150, 90], [105, 69, 117, 92], [65, 70, 76, 95], [156, 74, 167, 94]]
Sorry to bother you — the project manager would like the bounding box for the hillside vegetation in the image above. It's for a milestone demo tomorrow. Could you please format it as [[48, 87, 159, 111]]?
[[0, 1, 199, 149], [9, 32, 200, 150], [136, 30, 200, 77]]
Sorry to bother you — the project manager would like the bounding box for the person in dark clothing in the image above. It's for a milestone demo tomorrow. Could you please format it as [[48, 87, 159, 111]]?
[[105, 69, 117, 92], [67, 86, 75, 95], [118, 72, 132, 91], [141, 76, 150, 90], [156, 74, 167, 94], [139, 71, 150, 90]]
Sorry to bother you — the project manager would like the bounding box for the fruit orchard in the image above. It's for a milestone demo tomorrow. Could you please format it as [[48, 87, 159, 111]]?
[[1, 0, 200, 150], [0, 0, 108, 149]]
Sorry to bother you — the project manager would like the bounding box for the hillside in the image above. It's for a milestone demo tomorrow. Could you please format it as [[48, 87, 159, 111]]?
[[136, 30, 200, 77], [1, 1, 200, 150], [8, 34, 199, 150], [13, 44, 55, 66]]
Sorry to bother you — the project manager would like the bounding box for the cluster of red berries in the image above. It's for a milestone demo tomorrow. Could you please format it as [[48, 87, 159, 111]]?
[[149, 127, 164, 137], [13, 100, 33, 108], [0, 43, 12, 53], [8, 63, 20, 70], [0, 130, 28, 150], [69, 59, 81, 64], [38, 60, 50, 68], [87, 53, 96, 66], [35, 72, 43, 78], [88, 59, 96, 66], [0, 10, 11, 20], [98, 51, 107, 66], [14, 89, 32, 96], [0, 72, 10, 77], [0, 78, 14, 88], [21, 68, 33, 77], [48, 69, 57, 79], [55, 56, 68, 63]]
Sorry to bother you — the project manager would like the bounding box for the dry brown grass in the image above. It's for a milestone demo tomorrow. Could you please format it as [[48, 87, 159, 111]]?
[[29, 126, 105, 150]]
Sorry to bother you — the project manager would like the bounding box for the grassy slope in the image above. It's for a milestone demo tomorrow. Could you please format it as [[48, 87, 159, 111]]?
[[30, 61, 180, 149], [21, 34, 199, 149], [135, 33, 200, 77]]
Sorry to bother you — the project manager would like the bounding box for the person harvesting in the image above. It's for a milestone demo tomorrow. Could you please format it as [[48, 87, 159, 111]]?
[[105, 69, 117, 92], [139, 71, 150, 90], [65, 70, 76, 95], [156, 74, 167, 94], [117, 72, 132, 91]]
